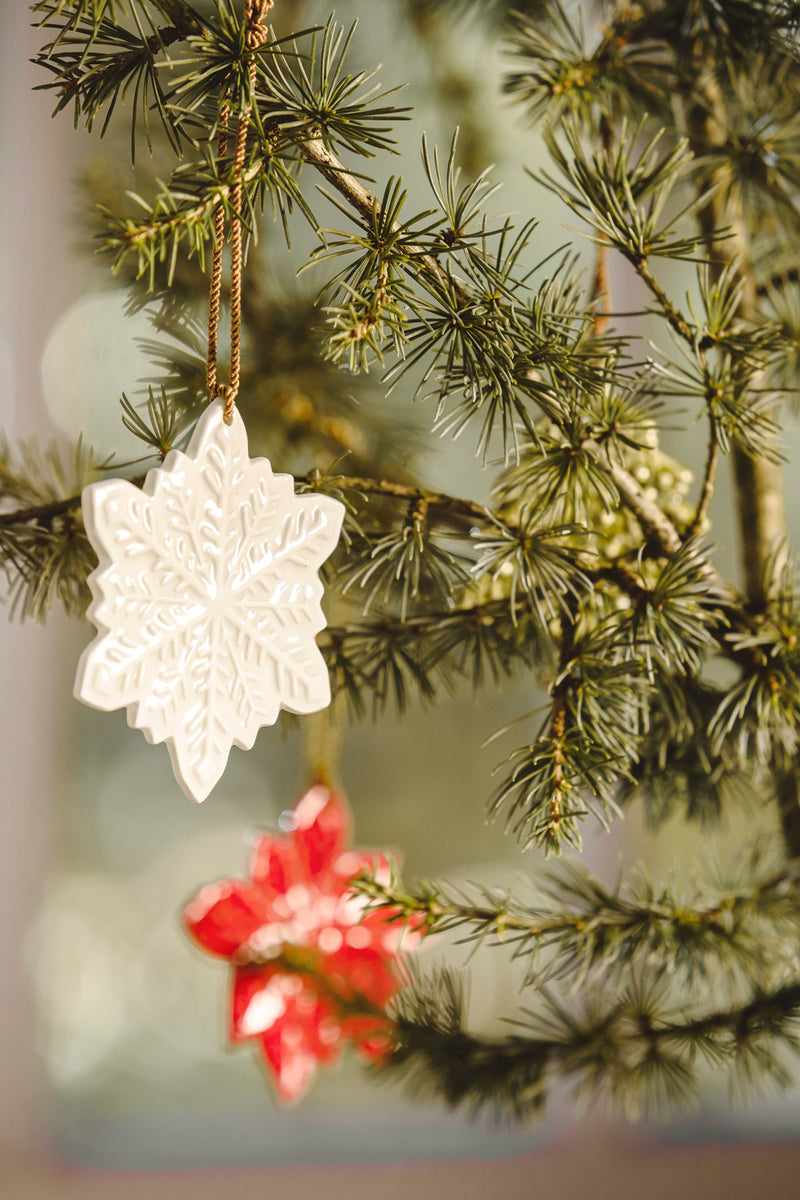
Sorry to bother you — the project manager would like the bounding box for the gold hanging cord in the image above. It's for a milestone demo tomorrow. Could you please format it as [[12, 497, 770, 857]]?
[[206, 0, 272, 421]]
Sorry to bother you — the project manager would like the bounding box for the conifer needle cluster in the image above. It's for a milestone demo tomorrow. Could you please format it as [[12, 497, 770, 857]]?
[[9, 0, 800, 1120]]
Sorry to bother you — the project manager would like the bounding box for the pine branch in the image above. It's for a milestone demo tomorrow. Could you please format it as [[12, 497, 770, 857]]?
[[579, 435, 683, 556], [681, 53, 788, 611], [358, 855, 800, 987], [0, 465, 485, 529], [0, 492, 88, 529], [675, 48, 797, 855], [303, 469, 487, 526], [299, 135, 454, 292], [321, 597, 551, 717], [33, 0, 206, 157], [635, 258, 697, 346], [389, 966, 800, 1120], [104, 153, 271, 271], [687, 415, 720, 537]]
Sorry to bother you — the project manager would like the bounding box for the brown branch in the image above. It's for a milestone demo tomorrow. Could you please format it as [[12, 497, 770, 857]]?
[[580, 437, 684, 557], [591, 241, 611, 337], [633, 257, 696, 346], [687, 413, 720, 538], [0, 469, 485, 531], [0, 494, 83, 529], [368, 864, 800, 943], [591, 116, 613, 338], [644, 979, 800, 1045], [307, 470, 487, 524], [683, 78, 787, 612], [298, 135, 456, 295], [548, 691, 568, 840], [108, 153, 273, 251], [544, 604, 578, 845], [627, 254, 723, 541], [320, 598, 531, 646]]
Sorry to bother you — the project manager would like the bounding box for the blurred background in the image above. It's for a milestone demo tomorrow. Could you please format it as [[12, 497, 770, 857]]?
[[4, 2, 800, 1196]]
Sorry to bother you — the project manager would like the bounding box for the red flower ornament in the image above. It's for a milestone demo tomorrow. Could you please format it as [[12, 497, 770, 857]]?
[[183, 784, 418, 1103]]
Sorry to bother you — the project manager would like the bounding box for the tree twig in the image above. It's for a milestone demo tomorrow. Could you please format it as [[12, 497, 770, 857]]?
[[580, 436, 684, 556], [309, 470, 487, 524], [633, 257, 696, 346], [0, 469, 486, 530], [362, 863, 800, 945], [687, 410, 720, 537]]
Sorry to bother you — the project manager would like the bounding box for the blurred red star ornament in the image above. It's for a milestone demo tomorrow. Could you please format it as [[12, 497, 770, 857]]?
[[183, 783, 420, 1103]]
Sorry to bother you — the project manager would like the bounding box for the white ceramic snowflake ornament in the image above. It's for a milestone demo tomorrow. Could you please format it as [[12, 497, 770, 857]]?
[[75, 399, 344, 803]]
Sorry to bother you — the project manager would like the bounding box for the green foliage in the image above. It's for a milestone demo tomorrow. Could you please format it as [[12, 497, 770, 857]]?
[[388, 962, 800, 1120], [0, 437, 103, 619], [259, 20, 410, 156], [13, 0, 800, 1124], [491, 646, 644, 850], [505, 1, 670, 127], [358, 845, 800, 988], [540, 121, 702, 262]]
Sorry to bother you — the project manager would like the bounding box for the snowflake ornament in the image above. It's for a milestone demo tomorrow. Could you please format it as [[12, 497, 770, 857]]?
[[74, 400, 344, 802], [183, 784, 420, 1103]]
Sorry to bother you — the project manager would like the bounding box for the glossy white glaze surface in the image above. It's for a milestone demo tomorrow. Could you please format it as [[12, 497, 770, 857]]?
[[74, 399, 344, 802]]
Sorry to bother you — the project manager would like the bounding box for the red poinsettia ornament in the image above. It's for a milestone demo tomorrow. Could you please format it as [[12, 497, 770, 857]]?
[[183, 784, 418, 1103]]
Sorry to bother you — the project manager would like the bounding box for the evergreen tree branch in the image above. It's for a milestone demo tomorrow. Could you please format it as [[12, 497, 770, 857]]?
[[33, 0, 206, 157], [681, 60, 787, 613], [389, 966, 800, 1120], [105, 154, 271, 270], [298, 134, 459, 295], [0, 468, 485, 530], [687, 415, 720, 538], [305, 469, 487, 525], [676, 53, 797, 856], [357, 856, 800, 986], [543, 607, 577, 847], [321, 597, 551, 717], [579, 435, 683, 557], [634, 257, 697, 346], [611, 256, 724, 539], [0, 492, 90, 529]]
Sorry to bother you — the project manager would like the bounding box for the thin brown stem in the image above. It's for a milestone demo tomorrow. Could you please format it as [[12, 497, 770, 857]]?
[[298, 136, 457, 295], [645, 980, 800, 1045], [628, 249, 724, 539], [683, 78, 786, 612], [548, 692, 568, 839], [633, 257, 696, 346], [687, 414, 720, 537], [56, 19, 201, 106], [308, 471, 486, 524], [367, 864, 800, 943], [109, 154, 271, 253], [545, 607, 577, 844], [580, 437, 684, 557], [0, 471, 483, 531], [591, 241, 611, 338], [591, 116, 613, 337], [0, 493, 88, 529]]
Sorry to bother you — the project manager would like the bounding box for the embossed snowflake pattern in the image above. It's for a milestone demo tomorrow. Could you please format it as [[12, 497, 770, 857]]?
[[75, 399, 344, 802]]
